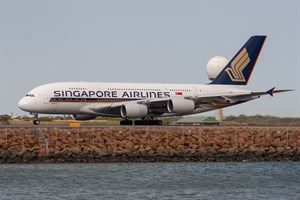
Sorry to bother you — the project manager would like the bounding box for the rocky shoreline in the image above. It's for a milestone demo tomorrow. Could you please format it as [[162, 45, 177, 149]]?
[[0, 126, 299, 163]]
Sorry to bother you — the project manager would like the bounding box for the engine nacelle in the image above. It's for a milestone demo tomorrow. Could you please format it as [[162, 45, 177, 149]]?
[[167, 99, 195, 114], [121, 104, 148, 118], [73, 114, 96, 120]]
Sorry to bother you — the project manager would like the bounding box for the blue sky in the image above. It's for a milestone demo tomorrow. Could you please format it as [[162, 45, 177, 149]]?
[[1, 0, 299, 117]]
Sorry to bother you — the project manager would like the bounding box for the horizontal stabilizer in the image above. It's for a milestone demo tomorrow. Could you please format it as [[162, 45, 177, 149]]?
[[234, 87, 293, 99], [271, 89, 294, 95]]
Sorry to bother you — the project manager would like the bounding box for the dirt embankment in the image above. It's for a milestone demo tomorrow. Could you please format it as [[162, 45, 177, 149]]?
[[0, 126, 299, 163]]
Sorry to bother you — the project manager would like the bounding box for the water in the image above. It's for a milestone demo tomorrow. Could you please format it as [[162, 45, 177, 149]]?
[[0, 163, 299, 200]]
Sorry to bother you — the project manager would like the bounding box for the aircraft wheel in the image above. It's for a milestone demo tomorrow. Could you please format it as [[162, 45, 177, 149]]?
[[120, 120, 133, 125], [134, 120, 141, 125], [33, 119, 40, 126], [134, 120, 163, 126], [134, 120, 146, 125]]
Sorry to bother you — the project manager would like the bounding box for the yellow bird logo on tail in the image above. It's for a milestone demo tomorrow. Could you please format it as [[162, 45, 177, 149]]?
[[225, 48, 250, 82]]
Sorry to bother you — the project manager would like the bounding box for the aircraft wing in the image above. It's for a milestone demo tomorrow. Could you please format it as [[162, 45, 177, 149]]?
[[88, 87, 292, 116], [89, 97, 172, 116]]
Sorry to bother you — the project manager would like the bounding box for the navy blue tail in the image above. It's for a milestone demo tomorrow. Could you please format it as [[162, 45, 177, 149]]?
[[210, 36, 267, 85]]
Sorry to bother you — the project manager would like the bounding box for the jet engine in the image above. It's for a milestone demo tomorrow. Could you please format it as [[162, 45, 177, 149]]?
[[167, 99, 195, 114], [73, 114, 96, 120], [120, 104, 148, 118]]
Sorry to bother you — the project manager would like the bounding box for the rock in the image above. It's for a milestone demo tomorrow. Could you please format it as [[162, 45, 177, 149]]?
[[0, 127, 298, 162]]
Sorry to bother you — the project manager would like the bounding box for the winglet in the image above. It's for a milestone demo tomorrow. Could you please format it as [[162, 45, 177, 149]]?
[[266, 87, 275, 97]]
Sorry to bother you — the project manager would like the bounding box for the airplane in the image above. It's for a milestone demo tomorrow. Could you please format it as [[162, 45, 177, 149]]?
[[18, 35, 291, 125]]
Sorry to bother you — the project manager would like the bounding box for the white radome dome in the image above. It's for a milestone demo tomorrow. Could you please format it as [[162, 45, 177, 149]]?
[[206, 56, 228, 80]]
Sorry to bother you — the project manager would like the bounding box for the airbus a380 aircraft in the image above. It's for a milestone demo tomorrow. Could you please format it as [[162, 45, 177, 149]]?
[[18, 36, 291, 125]]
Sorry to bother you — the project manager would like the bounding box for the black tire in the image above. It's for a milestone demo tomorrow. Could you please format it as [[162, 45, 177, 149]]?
[[33, 119, 40, 125], [134, 120, 140, 125], [157, 120, 163, 125], [120, 120, 133, 125], [134, 120, 163, 126]]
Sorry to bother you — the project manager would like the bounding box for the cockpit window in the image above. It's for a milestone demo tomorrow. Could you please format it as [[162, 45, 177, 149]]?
[[25, 94, 35, 97]]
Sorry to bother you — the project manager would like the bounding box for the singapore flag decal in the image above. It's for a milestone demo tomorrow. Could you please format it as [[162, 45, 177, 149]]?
[[175, 91, 183, 96]]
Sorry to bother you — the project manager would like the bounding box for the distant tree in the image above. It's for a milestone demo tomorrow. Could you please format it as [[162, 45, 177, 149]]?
[[0, 115, 11, 125], [224, 115, 300, 126], [39, 117, 53, 122]]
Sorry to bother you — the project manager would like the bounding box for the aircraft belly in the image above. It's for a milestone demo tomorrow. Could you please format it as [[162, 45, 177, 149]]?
[[54, 102, 87, 114]]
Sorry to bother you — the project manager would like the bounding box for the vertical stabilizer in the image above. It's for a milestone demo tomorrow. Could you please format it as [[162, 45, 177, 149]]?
[[210, 36, 267, 85]]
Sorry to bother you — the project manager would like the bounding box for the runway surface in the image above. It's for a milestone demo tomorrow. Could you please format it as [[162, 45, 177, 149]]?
[[1, 124, 299, 129]]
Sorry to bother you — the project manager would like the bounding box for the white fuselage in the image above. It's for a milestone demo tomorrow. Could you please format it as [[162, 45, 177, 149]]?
[[18, 82, 250, 118]]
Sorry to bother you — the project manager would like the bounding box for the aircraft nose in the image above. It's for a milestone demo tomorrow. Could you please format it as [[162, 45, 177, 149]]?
[[18, 97, 30, 111]]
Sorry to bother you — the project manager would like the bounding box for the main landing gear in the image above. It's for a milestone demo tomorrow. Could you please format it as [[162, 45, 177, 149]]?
[[120, 120, 133, 125], [120, 119, 163, 126]]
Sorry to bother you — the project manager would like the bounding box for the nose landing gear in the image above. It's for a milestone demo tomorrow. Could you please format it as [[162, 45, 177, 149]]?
[[32, 114, 40, 125]]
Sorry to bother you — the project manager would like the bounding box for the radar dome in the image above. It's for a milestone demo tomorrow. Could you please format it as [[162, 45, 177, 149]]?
[[206, 56, 228, 80]]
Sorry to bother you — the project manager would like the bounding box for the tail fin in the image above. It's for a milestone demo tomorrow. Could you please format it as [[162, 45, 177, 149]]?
[[210, 35, 267, 85]]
